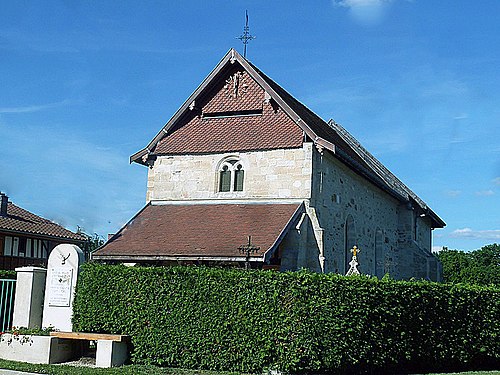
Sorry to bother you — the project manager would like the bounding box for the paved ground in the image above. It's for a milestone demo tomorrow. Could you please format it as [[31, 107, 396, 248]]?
[[0, 370, 43, 375]]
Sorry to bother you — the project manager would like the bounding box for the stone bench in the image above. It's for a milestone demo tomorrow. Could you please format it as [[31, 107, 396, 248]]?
[[50, 332, 129, 368]]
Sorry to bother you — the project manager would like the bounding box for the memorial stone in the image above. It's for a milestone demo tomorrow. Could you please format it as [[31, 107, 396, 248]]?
[[42, 244, 85, 331]]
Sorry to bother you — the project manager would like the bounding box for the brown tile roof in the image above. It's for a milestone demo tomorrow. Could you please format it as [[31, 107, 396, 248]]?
[[0, 202, 86, 242], [153, 104, 303, 155], [93, 202, 304, 261]]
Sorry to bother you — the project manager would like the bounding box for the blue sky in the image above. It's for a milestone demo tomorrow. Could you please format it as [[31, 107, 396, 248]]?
[[0, 0, 498, 252]]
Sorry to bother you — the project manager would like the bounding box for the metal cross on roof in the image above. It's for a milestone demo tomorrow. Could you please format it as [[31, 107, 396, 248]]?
[[236, 10, 256, 58], [238, 235, 260, 270]]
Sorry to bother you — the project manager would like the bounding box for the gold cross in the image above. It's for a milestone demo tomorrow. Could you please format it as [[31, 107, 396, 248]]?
[[351, 246, 360, 257]]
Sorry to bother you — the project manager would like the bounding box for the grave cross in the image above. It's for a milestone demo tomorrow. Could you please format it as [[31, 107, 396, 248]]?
[[238, 235, 260, 270]]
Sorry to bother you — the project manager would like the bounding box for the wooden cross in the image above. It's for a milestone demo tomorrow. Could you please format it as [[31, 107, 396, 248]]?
[[238, 235, 260, 270]]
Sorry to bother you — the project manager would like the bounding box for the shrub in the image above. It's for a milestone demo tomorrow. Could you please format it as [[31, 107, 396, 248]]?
[[73, 264, 500, 374], [0, 270, 16, 279]]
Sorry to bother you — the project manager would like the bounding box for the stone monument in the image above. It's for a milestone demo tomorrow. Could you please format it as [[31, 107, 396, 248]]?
[[42, 244, 85, 332]]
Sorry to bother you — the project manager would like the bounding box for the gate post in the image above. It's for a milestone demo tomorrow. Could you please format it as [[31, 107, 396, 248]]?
[[12, 267, 47, 328]]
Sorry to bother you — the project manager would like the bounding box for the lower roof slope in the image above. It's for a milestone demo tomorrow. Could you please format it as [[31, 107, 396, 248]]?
[[93, 202, 304, 261]]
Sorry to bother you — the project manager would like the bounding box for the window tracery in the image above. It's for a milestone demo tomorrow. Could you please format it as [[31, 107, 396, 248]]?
[[218, 158, 245, 192]]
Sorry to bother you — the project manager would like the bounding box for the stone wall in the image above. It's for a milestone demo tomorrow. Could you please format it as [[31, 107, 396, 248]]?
[[146, 143, 313, 202], [310, 148, 439, 280]]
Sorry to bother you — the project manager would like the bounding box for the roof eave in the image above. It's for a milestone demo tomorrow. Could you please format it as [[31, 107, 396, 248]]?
[[0, 228, 85, 243], [91, 254, 264, 262]]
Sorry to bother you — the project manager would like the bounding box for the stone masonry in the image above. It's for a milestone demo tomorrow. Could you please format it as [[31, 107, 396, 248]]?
[[147, 143, 313, 202]]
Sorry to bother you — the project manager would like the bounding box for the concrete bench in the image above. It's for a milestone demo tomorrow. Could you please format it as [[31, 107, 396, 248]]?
[[50, 332, 129, 367]]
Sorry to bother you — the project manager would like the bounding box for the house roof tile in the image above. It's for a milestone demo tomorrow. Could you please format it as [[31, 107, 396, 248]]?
[[0, 202, 86, 242]]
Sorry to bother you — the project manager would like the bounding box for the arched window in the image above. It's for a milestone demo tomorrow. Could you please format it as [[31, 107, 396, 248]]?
[[218, 159, 245, 192]]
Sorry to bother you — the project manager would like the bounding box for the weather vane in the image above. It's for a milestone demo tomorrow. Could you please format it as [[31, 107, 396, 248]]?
[[236, 10, 256, 58]]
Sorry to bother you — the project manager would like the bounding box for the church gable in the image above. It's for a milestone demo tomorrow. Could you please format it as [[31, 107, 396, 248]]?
[[152, 63, 303, 155], [202, 65, 263, 114]]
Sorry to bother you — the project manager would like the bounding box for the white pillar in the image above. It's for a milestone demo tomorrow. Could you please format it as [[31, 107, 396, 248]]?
[[12, 266, 47, 328], [96, 340, 128, 367]]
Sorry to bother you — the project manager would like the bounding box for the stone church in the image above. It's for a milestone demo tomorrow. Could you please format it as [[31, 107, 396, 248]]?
[[93, 48, 445, 281]]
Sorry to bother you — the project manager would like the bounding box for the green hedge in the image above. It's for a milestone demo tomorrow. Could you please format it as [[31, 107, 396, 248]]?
[[73, 264, 500, 374], [0, 270, 16, 279]]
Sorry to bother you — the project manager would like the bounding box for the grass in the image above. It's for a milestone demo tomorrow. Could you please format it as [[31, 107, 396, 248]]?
[[0, 359, 249, 375], [0, 359, 498, 375]]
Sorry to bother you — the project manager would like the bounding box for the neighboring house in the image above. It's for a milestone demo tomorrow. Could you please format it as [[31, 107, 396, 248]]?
[[93, 48, 445, 280], [0, 192, 86, 270]]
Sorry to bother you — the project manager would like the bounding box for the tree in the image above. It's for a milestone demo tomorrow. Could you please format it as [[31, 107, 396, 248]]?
[[437, 243, 500, 286], [77, 227, 105, 261]]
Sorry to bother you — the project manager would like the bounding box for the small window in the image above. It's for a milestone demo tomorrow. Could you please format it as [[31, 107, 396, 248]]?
[[42, 241, 49, 259], [219, 165, 231, 192], [18, 238, 26, 257], [4, 236, 12, 256], [33, 239, 40, 258], [26, 239, 32, 258], [218, 158, 245, 193], [12, 237, 19, 257], [234, 164, 244, 191]]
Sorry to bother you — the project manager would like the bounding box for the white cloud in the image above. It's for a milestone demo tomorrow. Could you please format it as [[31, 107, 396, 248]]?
[[432, 245, 445, 253], [332, 0, 396, 25], [475, 190, 495, 196], [450, 228, 500, 240], [493, 177, 500, 186], [445, 190, 462, 198], [334, 0, 391, 8], [453, 113, 468, 120], [0, 99, 73, 114]]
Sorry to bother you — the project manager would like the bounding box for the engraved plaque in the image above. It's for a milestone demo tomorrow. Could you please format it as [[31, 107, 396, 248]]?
[[48, 268, 73, 307]]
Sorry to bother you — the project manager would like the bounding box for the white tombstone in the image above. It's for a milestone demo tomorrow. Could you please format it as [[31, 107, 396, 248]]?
[[42, 244, 85, 332]]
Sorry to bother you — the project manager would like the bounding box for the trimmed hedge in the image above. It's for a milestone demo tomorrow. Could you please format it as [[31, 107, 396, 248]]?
[[73, 264, 500, 374], [0, 270, 16, 279]]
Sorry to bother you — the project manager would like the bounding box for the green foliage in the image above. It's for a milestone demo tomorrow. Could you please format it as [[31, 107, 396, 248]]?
[[0, 270, 16, 279], [76, 228, 105, 261], [73, 264, 500, 374], [437, 244, 500, 286], [5, 326, 55, 336]]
